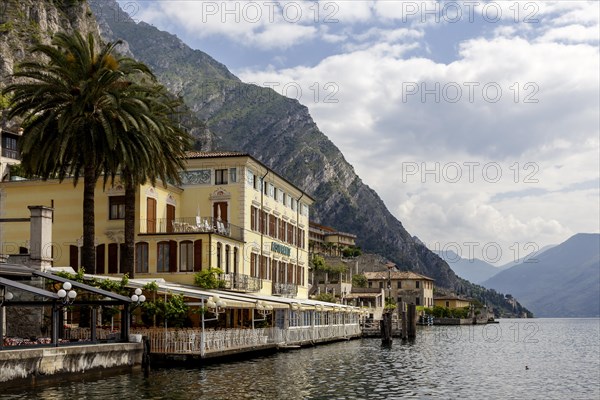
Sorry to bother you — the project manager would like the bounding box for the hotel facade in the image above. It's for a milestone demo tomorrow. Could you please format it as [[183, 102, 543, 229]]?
[[0, 151, 314, 299]]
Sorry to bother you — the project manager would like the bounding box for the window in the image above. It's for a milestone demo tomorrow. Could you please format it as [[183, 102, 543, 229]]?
[[416, 297, 420, 306], [109, 196, 126, 220], [216, 242, 222, 269], [2, 136, 18, 159], [246, 169, 254, 186], [215, 169, 228, 184], [229, 168, 237, 183], [180, 241, 194, 272], [416, 281, 420, 289], [446, 301, 450, 307], [397, 297, 402, 304], [254, 175, 261, 191], [379, 282, 384, 289], [225, 245, 231, 274], [136, 242, 149, 273], [397, 281, 402, 289], [368, 282, 373, 288], [157, 241, 170, 272]]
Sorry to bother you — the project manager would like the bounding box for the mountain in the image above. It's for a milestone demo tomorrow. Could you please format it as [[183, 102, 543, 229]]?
[[0, 0, 526, 316], [436, 250, 506, 284], [86, 0, 532, 316], [483, 233, 600, 317], [498, 244, 556, 270]]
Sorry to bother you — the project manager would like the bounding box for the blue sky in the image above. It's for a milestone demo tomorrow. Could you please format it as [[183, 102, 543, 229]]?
[[120, 1, 600, 265]]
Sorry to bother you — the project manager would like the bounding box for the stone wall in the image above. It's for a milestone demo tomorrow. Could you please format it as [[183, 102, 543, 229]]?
[[0, 343, 143, 385]]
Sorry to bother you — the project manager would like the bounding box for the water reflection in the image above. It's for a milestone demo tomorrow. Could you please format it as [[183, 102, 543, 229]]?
[[4, 319, 599, 400]]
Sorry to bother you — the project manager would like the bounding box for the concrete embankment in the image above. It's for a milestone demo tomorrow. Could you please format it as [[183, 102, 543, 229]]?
[[0, 343, 143, 387]]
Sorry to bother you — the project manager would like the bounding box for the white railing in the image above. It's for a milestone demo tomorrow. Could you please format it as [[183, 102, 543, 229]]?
[[131, 323, 361, 356]]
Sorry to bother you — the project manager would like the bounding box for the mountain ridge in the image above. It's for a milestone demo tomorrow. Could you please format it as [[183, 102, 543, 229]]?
[[483, 233, 600, 317]]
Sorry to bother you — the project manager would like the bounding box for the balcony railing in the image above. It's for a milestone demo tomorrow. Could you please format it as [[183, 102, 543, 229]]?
[[272, 282, 298, 297], [1, 148, 20, 160], [219, 273, 262, 292], [139, 216, 243, 241]]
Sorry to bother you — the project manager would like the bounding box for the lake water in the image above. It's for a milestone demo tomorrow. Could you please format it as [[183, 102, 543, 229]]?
[[4, 319, 599, 399]]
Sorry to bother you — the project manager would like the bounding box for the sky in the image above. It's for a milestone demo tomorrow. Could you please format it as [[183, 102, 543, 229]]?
[[120, 0, 600, 265]]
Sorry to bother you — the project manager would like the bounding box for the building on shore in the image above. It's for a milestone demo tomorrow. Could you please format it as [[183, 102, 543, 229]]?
[[0, 151, 314, 299], [364, 270, 434, 308], [0, 127, 21, 182], [434, 295, 473, 309], [309, 222, 357, 256]]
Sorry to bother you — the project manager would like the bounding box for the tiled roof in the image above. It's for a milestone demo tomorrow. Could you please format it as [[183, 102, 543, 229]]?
[[185, 151, 249, 159], [364, 271, 434, 281], [434, 295, 472, 301]]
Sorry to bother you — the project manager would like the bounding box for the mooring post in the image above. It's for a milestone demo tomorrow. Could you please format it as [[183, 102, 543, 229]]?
[[401, 302, 408, 340], [142, 336, 151, 378], [381, 311, 393, 345], [407, 303, 417, 339]]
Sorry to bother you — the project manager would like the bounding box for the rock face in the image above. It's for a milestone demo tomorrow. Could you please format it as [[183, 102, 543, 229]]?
[[0, 0, 100, 129], [0, 0, 525, 315]]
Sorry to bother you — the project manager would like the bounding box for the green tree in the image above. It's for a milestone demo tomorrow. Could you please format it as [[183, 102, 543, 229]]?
[[3, 31, 190, 274], [352, 274, 368, 288], [108, 88, 191, 278]]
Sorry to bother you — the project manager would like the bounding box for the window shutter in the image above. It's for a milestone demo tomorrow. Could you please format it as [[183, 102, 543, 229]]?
[[169, 240, 177, 272], [108, 243, 118, 274], [96, 244, 105, 274], [69, 245, 79, 271], [194, 240, 203, 271]]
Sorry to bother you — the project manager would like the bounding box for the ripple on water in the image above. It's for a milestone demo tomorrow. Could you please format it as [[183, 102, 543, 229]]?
[[2, 319, 599, 400]]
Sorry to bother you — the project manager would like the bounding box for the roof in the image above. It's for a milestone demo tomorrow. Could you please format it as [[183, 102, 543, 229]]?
[[434, 295, 473, 302], [185, 151, 249, 159], [34, 271, 132, 302], [345, 292, 381, 299], [0, 276, 60, 299], [364, 271, 434, 281]]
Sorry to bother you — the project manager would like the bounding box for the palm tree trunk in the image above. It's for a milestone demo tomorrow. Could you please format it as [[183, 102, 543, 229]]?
[[123, 179, 136, 279], [82, 164, 97, 274]]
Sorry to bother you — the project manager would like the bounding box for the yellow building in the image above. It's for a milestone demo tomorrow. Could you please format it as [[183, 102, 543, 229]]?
[[434, 295, 472, 309], [364, 270, 434, 307], [0, 151, 314, 299], [309, 222, 357, 256]]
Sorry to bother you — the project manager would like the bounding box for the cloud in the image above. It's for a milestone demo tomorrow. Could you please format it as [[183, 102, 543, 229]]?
[[236, 3, 599, 262]]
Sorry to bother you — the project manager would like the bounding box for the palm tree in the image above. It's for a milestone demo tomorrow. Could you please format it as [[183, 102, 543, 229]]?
[[107, 90, 192, 278], [3, 31, 183, 274]]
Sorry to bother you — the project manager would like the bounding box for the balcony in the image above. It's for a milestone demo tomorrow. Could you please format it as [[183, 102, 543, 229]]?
[[1, 148, 20, 160], [219, 273, 262, 292], [272, 282, 298, 297], [139, 216, 243, 241]]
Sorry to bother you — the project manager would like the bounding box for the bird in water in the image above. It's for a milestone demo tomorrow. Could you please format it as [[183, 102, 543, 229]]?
[[525, 366, 529, 370]]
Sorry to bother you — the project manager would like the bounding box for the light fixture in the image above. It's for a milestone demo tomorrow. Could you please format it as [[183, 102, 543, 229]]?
[[131, 288, 146, 307], [206, 295, 226, 316], [57, 282, 77, 305], [256, 301, 273, 317], [1, 287, 13, 306]]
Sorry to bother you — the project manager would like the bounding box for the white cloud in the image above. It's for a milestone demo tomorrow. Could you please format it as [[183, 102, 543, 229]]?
[[237, 4, 599, 263]]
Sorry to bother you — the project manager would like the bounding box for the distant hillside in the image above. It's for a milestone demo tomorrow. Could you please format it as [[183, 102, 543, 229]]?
[[436, 250, 506, 284], [483, 233, 600, 317]]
